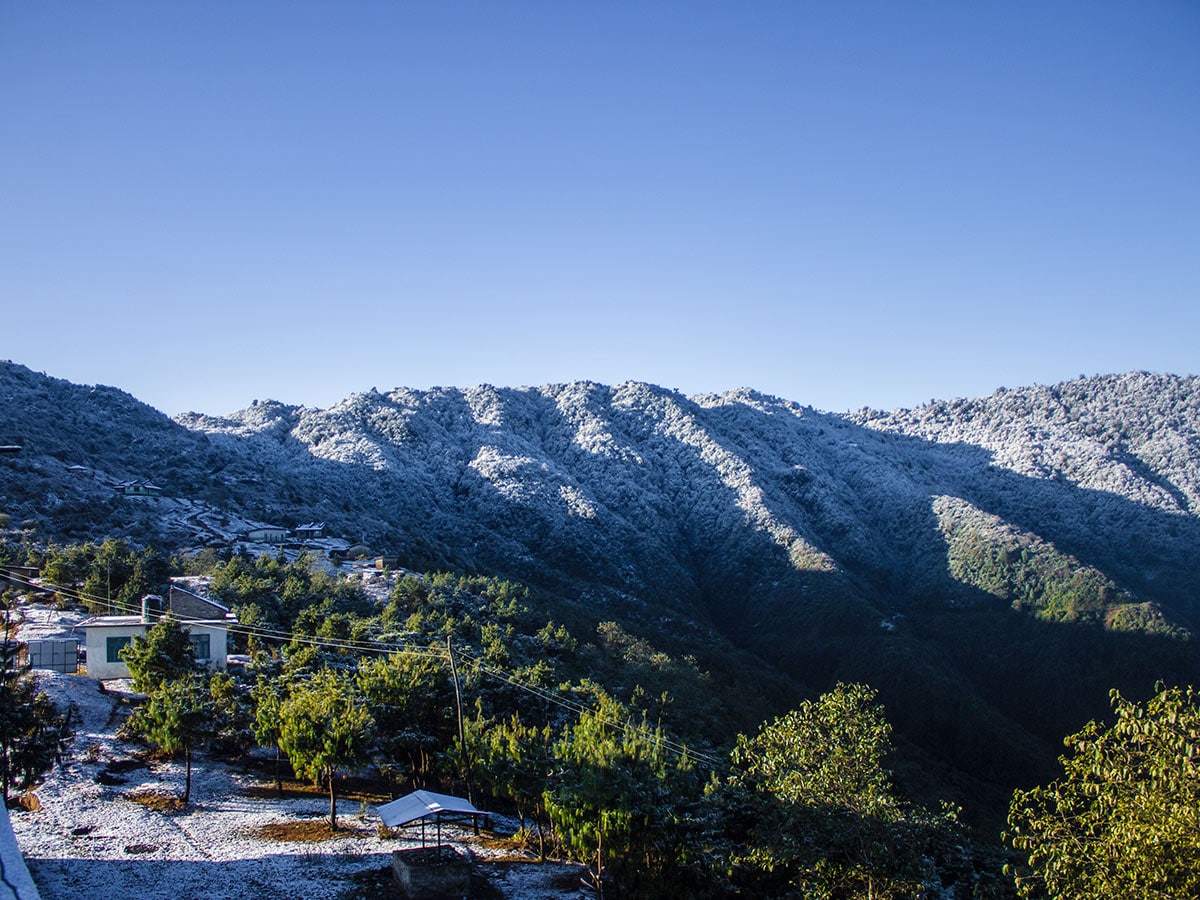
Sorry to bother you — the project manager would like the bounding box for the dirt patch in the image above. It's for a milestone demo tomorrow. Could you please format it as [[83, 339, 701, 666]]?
[[241, 781, 323, 801], [16, 792, 41, 812], [123, 843, 158, 854], [474, 832, 537, 854], [240, 776, 390, 804], [105, 757, 148, 774], [251, 820, 373, 842], [124, 788, 185, 811]]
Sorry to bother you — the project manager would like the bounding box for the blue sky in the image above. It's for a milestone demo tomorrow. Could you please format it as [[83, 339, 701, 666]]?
[[3, 2, 1197, 416]]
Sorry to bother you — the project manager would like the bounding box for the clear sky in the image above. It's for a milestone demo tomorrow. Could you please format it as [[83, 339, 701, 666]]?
[[3, 2, 1198, 416]]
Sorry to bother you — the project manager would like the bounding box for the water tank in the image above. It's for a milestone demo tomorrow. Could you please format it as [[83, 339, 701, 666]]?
[[141, 594, 163, 622]]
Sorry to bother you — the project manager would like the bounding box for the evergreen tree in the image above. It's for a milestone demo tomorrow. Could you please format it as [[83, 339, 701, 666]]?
[[0, 601, 68, 801], [120, 617, 199, 693], [356, 652, 455, 788], [544, 691, 702, 898], [134, 674, 213, 804], [251, 675, 287, 795], [279, 669, 375, 830], [473, 711, 556, 859]]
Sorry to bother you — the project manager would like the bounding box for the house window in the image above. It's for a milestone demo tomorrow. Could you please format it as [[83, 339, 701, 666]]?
[[106, 636, 132, 664], [190, 634, 211, 661]]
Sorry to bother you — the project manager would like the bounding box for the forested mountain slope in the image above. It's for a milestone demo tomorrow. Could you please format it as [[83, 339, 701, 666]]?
[[3, 362, 1198, 821]]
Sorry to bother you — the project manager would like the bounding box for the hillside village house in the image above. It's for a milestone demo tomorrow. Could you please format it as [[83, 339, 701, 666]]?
[[80, 585, 236, 680], [294, 522, 326, 539], [245, 525, 288, 543], [114, 479, 163, 497]]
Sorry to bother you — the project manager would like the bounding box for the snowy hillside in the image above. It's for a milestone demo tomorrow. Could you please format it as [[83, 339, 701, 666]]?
[[3, 362, 1199, 803]]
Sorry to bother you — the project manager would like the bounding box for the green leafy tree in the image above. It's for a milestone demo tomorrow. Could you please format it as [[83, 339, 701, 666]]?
[[120, 617, 199, 693], [209, 552, 370, 630], [728, 682, 970, 899], [1006, 683, 1200, 899], [134, 674, 213, 804], [735, 681, 894, 811], [207, 670, 254, 757], [356, 651, 455, 788], [39, 543, 93, 597], [279, 668, 375, 830]]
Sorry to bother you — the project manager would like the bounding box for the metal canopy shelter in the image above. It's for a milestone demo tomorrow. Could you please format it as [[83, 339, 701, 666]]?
[[375, 790, 487, 851]]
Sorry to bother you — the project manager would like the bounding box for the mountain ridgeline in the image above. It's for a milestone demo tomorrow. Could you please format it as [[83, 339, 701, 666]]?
[[3, 361, 1199, 821]]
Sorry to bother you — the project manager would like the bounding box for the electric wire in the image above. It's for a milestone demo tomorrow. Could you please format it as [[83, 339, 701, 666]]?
[[7, 570, 723, 768]]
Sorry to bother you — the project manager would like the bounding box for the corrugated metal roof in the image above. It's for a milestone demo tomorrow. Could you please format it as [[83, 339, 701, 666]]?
[[375, 790, 484, 829]]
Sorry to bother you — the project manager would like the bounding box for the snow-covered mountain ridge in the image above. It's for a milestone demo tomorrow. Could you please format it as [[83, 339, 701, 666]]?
[[3, 363, 1198, 807]]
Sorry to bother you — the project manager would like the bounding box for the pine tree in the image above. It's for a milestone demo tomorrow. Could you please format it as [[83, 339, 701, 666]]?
[[279, 669, 374, 830], [120, 617, 199, 694], [136, 674, 212, 804], [0, 600, 67, 801]]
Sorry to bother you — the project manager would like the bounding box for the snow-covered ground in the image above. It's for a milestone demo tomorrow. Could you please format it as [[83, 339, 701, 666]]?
[[9, 634, 586, 899], [12, 605, 87, 645]]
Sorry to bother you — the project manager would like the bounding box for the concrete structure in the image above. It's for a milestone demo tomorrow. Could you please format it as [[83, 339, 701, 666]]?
[[168, 583, 232, 622], [22, 639, 79, 674], [80, 615, 231, 680], [391, 846, 471, 899]]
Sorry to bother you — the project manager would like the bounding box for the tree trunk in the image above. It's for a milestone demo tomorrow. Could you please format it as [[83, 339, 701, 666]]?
[[184, 746, 192, 805], [274, 744, 283, 796], [328, 767, 337, 831], [596, 827, 605, 900]]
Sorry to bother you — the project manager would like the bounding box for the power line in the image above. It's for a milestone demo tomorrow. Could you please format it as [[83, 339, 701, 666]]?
[[8, 570, 723, 768]]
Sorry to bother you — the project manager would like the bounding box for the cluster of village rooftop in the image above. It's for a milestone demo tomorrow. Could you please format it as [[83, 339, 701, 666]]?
[[66, 467, 330, 546]]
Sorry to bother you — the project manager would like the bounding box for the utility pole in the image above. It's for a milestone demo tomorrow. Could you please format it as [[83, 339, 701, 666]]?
[[446, 636, 474, 805]]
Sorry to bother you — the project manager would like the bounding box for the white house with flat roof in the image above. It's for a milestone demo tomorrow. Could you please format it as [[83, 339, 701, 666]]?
[[80, 614, 232, 680]]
